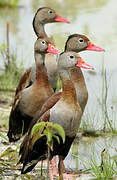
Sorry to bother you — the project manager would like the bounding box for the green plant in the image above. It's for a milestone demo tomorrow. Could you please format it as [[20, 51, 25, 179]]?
[[0, 0, 19, 7], [0, 43, 24, 91], [97, 55, 114, 132], [31, 121, 65, 179], [31, 122, 65, 150], [89, 149, 117, 179], [80, 109, 101, 137]]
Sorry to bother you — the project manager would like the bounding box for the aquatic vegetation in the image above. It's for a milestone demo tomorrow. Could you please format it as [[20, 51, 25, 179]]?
[[0, 42, 24, 91], [81, 55, 117, 136], [31, 122, 65, 178], [0, 0, 19, 8], [89, 149, 117, 179], [0, 0, 116, 179]]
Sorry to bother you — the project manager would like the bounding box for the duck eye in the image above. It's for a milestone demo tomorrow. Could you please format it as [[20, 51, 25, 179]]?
[[41, 40, 46, 44], [48, 10, 53, 14], [70, 55, 74, 59], [79, 38, 84, 43]]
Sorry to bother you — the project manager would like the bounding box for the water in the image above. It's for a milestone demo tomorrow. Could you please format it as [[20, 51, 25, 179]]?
[[0, 0, 117, 173], [66, 134, 117, 170]]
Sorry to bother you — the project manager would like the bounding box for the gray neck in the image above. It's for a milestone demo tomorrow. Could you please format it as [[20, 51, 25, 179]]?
[[59, 68, 71, 80], [33, 17, 47, 38], [34, 52, 45, 65]]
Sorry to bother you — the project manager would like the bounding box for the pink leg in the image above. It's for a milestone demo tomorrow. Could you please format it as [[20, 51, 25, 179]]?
[[56, 156, 79, 179], [48, 156, 58, 180], [43, 156, 80, 179]]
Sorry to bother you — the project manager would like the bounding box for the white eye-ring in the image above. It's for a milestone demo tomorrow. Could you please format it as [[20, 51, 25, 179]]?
[[70, 55, 74, 59], [41, 40, 46, 45], [48, 10, 53, 14], [79, 38, 84, 43]]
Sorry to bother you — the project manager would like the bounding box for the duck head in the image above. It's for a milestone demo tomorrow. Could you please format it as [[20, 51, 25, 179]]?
[[34, 38, 59, 55], [65, 34, 105, 52], [58, 52, 93, 70], [33, 7, 70, 25]]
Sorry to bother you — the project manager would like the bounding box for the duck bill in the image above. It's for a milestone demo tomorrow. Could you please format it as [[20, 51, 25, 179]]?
[[76, 57, 94, 70], [47, 44, 59, 55], [54, 13, 70, 23], [86, 41, 105, 52]]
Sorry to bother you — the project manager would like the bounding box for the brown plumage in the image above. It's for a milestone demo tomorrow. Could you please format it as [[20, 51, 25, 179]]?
[[15, 7, 70, 97], [19, 34, 104, 177], [15, 68, 32, 96], [19, 52, 93, 178], [23, 34, 104, 133], [7, 38, 59, 142]]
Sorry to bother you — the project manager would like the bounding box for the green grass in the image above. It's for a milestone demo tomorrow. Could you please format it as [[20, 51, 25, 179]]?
[[77, 149, 117, 180], [0, 0, 19, 8], [0, 43, 24, 91], [0, 70, 23, 91], [89, 154, 117, 179], [81, 54, 117, 136]]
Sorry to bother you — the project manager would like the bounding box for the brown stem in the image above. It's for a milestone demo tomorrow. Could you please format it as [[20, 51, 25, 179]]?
[[6, 22, 10, 70], [41, 160, 43, 176], [47, 146, 50, 179], [58, 155, 64, 180]]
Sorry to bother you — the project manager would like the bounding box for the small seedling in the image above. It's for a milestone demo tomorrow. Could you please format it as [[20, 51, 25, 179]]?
[[31, 121, 65, 179]]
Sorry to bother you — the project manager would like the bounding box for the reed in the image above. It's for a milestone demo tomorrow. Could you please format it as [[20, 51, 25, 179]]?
[[0, 23, 24, 91]]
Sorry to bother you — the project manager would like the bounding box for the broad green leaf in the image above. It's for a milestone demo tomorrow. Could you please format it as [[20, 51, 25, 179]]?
[[53, 135, 60, 144], [33, 134, 45, 145], [46, 122, 53, 128], [48, 130, 53, 143], [44, 128, 54, 150], [32, 134, 45, 147], [44, 129, 53, 142], [53, 123, 65, 143], [31, 122, 45, 138]]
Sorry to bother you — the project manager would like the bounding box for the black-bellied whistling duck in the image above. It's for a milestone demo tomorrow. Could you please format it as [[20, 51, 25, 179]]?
[[19, 34, 104, 178], [33, 7, 69, 38], [7, 38, 59, 142], [25, 34, 104, 130], [15, 7, 70, 96], [19, 52, 93, 179]]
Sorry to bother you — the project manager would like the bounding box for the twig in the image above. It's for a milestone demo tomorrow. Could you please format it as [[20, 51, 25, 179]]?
[[104, 70, 114, 131], [41, 160, 43, 176], [47, 146, 50, 179], [6, 22, 10, 70]]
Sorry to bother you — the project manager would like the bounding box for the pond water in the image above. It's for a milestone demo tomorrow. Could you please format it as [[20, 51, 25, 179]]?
[[66, 134, 117, 171], [0, 0, 117, 175]]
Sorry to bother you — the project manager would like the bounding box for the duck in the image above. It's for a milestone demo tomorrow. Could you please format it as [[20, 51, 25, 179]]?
[[19, 33, 104, 177], [33, 7, 70, 38], [26, 33, 104, 131], [15, 7, 70, 96], [19, 52, 93, 179], [7, 38, 59, 142]]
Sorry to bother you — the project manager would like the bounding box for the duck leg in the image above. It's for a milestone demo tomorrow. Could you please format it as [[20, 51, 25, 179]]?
[[49, 156, 58, 180], [57, 156, 79, 179]]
